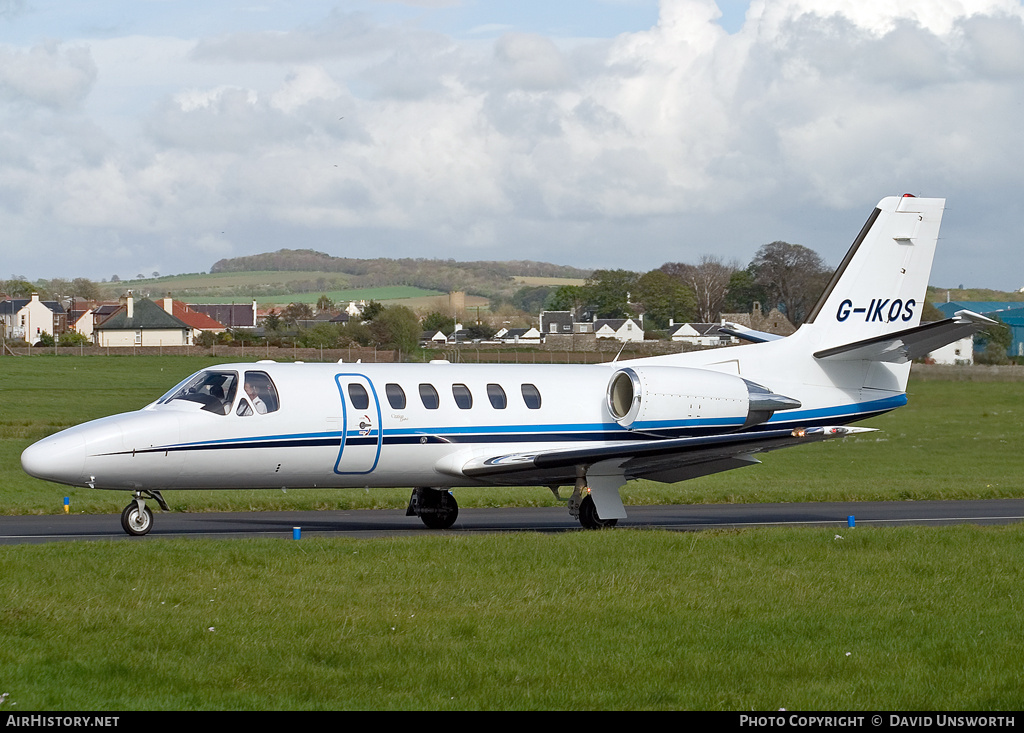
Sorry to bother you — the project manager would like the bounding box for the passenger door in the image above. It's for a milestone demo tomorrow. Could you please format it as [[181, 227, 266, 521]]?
[[333, 374, 383, 474]]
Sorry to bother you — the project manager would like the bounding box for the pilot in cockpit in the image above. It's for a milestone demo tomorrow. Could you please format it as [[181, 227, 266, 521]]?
[[244, 380, 268, 414]]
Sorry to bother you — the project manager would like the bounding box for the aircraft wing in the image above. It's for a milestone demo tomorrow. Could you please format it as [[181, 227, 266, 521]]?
[[450, 426, 874, 486], [813, 310, 995, 363]]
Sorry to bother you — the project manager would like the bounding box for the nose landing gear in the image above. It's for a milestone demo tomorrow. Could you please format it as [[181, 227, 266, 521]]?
[[119, 490, 169, 536]]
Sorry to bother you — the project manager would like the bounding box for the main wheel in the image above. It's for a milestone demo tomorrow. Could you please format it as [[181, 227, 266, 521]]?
[[419, 490, 459, 530], [120, 502, 153, 536], [578, 495, 617, 530]]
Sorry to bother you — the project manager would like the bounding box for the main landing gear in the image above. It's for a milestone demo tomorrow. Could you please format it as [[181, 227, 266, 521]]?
[[573, 494, 618, 530], [406, 487, 459, 529], [566, 461, 628, 530], [120, 490, 169, 536]]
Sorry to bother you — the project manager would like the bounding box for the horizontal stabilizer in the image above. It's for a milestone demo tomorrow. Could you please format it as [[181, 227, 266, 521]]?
[[452, 426, 875, 484], [813, 310, 995, 363], [718, 322, 784, 344]]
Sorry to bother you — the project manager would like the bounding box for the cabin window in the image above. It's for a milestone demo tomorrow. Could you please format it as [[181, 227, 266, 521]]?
[[521, 384, 542, 409], [386, 383, 406, 410], [347, 383, 370, 410], [242, 371, 280, 414], [452, 384, 473, 409], [487, 384, 507, 409], [419, 383, 440, 410]]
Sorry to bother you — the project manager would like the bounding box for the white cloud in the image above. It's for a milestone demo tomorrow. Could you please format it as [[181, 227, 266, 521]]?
[[494, 33, 573, 90], [4, 0, 1024, 290], [0, 42, 96, 109]]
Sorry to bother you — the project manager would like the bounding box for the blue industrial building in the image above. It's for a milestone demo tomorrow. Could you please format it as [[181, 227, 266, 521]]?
[[934, 302, 1024, 358]]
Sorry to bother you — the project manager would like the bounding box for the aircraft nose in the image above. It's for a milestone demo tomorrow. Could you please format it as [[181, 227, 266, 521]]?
[[21, 430, 87, 486]]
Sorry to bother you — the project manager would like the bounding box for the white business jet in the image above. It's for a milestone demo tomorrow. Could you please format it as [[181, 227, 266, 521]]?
[[22, 195, 992, 535]]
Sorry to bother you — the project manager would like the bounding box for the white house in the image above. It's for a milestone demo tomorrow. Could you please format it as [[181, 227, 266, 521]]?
[[494, 327, 541, 344], [669, 322, 736, 347], [0, 293, 66, 342], [420, 330, 447, 345], [93, 294, 191, 347], [928, 336, 974, 365], [593, 318, 643, 342]]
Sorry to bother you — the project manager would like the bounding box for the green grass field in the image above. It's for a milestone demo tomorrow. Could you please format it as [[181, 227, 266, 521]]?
[[2, 356, 1023, 710], [1, 527, 1023, 710], [105, 270, 449, 306], [187, 285, 446, 306]]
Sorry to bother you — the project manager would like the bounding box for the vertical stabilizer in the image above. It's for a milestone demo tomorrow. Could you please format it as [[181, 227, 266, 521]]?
[[803, 195, 944, 351]]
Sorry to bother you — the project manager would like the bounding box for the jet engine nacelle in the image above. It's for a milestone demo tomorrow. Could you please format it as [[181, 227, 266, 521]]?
[[605, 366, 801, 431]]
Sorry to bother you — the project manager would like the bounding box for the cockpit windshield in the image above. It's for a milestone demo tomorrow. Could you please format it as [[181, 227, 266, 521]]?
[[158, 370, 239, 415]]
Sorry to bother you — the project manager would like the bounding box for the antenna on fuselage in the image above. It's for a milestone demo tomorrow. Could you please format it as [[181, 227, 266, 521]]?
[[611, 341, 628, 363]]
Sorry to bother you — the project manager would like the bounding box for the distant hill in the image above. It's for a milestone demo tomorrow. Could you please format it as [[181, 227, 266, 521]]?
[[209, 249, 592, 300], [927, 285, 1024, 304]]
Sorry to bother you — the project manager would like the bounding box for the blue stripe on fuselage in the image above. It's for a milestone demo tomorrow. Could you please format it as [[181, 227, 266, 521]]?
[[118, 394, 905, 457]]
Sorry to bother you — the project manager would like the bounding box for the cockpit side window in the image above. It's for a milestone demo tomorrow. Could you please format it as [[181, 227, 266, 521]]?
[[162, 370, 239, 415], [242, 371, 280, 414]]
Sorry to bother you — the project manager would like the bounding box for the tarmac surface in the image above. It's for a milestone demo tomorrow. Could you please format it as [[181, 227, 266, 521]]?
[[2, 498, 1024, 544]]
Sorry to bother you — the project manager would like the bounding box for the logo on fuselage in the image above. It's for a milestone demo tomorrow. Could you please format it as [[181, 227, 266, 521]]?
[[836, 298, 916, 323], [359, 415, 373, 435]]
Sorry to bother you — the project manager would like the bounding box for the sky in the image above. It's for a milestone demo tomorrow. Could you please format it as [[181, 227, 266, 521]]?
[[2, 0, 1023, 290]]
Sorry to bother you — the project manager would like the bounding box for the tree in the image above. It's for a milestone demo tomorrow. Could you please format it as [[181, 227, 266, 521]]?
[[360, 300, 385, 322], [510, 286, 552, 315], [975, 317, 1013, 364], [547, 285, 587, 319], [263, 309, 281, 332], [71, 278, 101, 301], [750, 242, 831, 325], [722, 266, 768, 314], [633, 270, 696, 328], [464, 323, 497, 340], [58, 331, 91, 347], [585, 269, 638, 319], [315, 294, 334, 313], [2, 279, 36, 297], [369, 305, 421, 353], [920, 301, 946, 323], [422, 311, 455, 335], [661, 256, 737, 322], [280, 302, 313, 326], [297, 322, 342, 349]]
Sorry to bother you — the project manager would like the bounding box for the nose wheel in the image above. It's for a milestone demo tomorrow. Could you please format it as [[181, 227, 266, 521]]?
[[119, 490, 168, 536], [121, 501, 153, 536]]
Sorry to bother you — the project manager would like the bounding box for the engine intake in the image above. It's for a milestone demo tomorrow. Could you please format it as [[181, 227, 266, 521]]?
[[606, 366, 800, 431]]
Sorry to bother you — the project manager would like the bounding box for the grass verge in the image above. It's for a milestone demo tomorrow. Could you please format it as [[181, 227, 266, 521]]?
[[1, 526, 1021, 710]]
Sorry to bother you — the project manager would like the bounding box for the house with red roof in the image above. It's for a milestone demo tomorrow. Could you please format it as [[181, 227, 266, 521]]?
[[94, 293, 227, 347]]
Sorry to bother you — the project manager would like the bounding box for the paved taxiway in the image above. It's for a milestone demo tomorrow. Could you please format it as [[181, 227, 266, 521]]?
[[2, 499, 1024, 544]]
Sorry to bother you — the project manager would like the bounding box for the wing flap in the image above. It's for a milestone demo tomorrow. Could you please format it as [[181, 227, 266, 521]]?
[[455, 426, 874, 483], [813, 310, 994, 363]]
